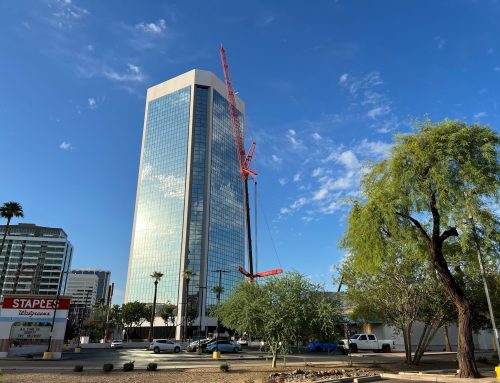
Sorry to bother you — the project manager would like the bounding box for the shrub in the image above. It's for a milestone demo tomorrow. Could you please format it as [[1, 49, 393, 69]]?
[[123, 361, 135, 372], [147, 362, 158, 371], [102, 363, 114, 372], [219, 362, 230, 372], [73, 365, 84, 372]]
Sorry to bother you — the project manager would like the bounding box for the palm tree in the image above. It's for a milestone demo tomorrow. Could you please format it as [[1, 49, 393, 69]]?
[[148, 271, 163, 342], [0, 202, 24, 293], [183, 269, 195, 341], [213, 285, 224, 301]]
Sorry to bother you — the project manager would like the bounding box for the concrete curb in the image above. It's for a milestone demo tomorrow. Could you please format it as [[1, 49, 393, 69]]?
[[381, 372, 497, 382]]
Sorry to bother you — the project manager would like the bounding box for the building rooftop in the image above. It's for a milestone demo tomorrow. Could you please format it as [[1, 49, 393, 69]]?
[[0, 223, 68, 238]]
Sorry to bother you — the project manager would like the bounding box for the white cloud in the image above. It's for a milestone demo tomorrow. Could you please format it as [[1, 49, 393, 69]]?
[[87, 97, 97, 109], [312, 167, 323, 177], [280, 207, 291, 214], [357, 139, 393, 159], [286, 129, 301, 148], [135, 19, 166, 34], [272, 154, 282, 163], [290, 197, 308, 209], [51, 0, 90, 28], [312, 132, 322, 140], [367, 106, 390, 119], [339, 71, 383, 96], [103, 63, 146, 82], [293, 172, 302, 182], [434, 36, 446, 49], [278, 178, 286, 185], [337, 150, 360, 170], [59, 141, 73, 150], [87, 44, 94, 52], [473, 111, 487, 120], [313, 187, 329, 201]]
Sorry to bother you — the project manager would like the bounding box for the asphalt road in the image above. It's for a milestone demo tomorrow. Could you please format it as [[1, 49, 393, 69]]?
[[0, 348, 467, 370]]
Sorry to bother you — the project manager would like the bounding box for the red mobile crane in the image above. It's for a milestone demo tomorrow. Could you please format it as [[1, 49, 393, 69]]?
[[220, 46, 282, 282]]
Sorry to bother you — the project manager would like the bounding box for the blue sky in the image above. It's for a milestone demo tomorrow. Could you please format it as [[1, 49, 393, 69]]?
[[1, 0, 500, 303]]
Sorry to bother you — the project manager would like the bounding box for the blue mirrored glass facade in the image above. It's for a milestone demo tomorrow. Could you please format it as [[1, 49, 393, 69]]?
[[126, 71, 246, 336], [127, 86, 191, 305], [206, 90, 245, 309]]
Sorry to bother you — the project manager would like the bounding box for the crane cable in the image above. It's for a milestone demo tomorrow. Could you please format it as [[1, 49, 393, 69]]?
[[256, 188, 283, 270]]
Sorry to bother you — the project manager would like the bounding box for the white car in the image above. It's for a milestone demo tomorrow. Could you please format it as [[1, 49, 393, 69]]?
[[110, 340, 123, 349], [149, 339, 182, 354]]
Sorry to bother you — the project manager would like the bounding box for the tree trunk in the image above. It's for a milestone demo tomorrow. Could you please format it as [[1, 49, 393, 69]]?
[[413, 321, 440, 365], [429, 243, 479, 378], [443, 325, 452, 352], [272, 352, 277, 368], [456, 303, 479, 378], [402, 327, 412, 364]]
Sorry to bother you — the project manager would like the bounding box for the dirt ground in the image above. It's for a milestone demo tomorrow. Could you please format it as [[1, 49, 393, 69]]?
[[4, 365, 380, 383]]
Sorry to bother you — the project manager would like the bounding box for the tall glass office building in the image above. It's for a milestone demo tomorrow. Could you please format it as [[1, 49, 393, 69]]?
[[125, 70, 246, 339]]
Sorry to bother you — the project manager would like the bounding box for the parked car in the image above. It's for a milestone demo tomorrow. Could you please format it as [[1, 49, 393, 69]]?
[[188, 338, 213, 352], [307, 339, 336, 352], [110, 340, 123, 349], [237, 337, 248, 346], [205, 340, 241, 353], [149, 339, 182, 354], [338, 333, 395, 353]]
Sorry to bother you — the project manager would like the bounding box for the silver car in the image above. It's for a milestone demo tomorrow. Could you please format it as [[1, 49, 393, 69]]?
[[149, 339, 182, 354], [205, 340, 241, 353]]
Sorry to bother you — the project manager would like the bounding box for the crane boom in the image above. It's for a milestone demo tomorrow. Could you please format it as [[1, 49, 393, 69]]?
[[220, 46, 282, 281]]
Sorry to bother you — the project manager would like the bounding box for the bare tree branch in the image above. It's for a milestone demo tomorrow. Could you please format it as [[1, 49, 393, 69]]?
[[396, 212, 431, 242], [440, 227, 459, 242], [429, 191, 441, 239]]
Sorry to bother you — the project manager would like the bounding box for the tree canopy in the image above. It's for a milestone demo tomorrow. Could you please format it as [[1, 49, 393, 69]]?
[[212, 272, 342, 368], [340, 120, 499, 378]]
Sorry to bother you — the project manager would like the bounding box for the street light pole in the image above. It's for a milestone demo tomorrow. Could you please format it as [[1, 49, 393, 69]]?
[[464, 195, 500, 360]]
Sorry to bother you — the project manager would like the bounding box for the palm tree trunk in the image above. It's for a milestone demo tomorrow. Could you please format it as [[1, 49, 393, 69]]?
[[148, 281, 158, 342], [0, 217, 12, 293]]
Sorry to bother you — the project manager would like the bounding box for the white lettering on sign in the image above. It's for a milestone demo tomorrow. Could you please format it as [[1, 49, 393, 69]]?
[[11, 298, 60, 309], [10, 326, 51, 340], [18, 310, 51, 318]]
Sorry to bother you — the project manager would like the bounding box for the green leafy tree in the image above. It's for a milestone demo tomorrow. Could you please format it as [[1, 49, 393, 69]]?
[[159, 302, 176, 326], [121, 301, 148, 341], [340, 120, 499, 378], [212, 272, 342, 368], [341, 250, 454, 364]]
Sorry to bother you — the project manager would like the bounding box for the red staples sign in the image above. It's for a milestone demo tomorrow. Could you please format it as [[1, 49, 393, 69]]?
[[2, 297, 71, 310]]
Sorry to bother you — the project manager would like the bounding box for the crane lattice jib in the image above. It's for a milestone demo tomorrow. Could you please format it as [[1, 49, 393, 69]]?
[[220, 46, 249, 177]]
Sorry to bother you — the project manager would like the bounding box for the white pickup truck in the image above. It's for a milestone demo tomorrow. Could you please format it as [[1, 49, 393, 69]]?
[[338, 333, 395, 353]]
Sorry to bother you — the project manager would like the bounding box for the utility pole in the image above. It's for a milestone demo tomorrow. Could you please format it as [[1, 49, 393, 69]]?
[[212, 269, 227, 353], [464, 193, 500, 360]]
